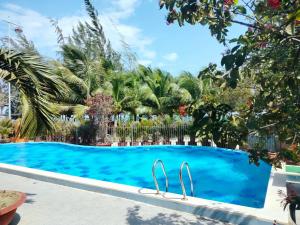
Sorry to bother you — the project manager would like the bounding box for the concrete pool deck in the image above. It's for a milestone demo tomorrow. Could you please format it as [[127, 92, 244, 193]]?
[[0, 171, 231, 225], [0, 163, 290, 225]]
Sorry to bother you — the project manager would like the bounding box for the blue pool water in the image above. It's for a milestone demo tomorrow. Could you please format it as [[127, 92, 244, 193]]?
[[0, 143, 271, 208]]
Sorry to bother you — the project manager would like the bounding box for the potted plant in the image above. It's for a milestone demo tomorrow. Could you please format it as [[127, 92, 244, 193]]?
[[125, 136, 131, 146], [136, 137, 142, 146], [158, 136, 164, 145], [279, 189, 300, 225], [0, 119, 13, 143], [284, 144, 300, 174], [183, 135, 190, 146], [0, 190, 26, 225], [111, 135, 120, 146], [147, 135, 153, 145], [170, 136, 178, 145]]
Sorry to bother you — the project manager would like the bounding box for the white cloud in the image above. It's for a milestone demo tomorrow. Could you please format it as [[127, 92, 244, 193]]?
[[143, 50, 156, 59], [163, 52, 178, 62], [110, 0, 140, 19], [138, 59, 152, 66], [0, 2, 155, 62], [98, 1, 156, 61], [157, 62, 165, 68], [0, 4, 58, 49]]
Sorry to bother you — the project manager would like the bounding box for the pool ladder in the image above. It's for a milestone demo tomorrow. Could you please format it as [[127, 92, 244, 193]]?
[[152, 159, 168, 194], [179, 161, 194, 200], [152, 159, 194, 200]]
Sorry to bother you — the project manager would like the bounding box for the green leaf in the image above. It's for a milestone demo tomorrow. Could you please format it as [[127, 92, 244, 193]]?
[[236, 6, 246, 14], [231, 45, 240, 53], [229, 38, 239, 43], [285, 24, 295, 35], [167, 0, 176, 10], [235, 53, 245, 67], [228, 68, 239, 88], [221, 55, 235, 70]]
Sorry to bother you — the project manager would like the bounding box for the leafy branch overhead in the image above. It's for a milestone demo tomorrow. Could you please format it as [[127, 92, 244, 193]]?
[[160, 0, 300, 164], [160, 0, 300, 87]]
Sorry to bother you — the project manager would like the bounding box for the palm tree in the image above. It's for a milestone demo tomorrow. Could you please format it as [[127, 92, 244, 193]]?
[[56, 44, 105, 104], [106, 73, 126, 117], [52, 0, 122, 106], [102, 72, 143, 122], [138, 65, 190, 116], [122, 71, 150, 120], [177, 72, 202, 104], [0, 48, 66, 137]]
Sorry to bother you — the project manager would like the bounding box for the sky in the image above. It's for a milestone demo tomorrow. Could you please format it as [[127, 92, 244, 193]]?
[[0, 0, 245, 76]]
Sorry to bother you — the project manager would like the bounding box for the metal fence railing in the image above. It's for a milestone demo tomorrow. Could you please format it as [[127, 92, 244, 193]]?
[[247, 135, 280, 152], [106, 124, 193, 145], [34, 119, 282, 151]]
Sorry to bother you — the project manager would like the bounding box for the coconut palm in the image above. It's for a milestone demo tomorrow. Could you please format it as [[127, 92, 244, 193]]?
[[138, 65, 191, 115], [102, 72, 142, 121], [178, 72, 202, 103], [106, 73, 126, 116], [122, 71, 152, 119], [0, 48, 66, 137], [178, 72, 215, 104], [56, 44, 105, 104]]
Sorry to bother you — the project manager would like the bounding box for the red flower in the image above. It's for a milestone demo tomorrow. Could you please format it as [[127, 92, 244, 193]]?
[[248, 27, 254, 33], [290, 144, 297, 151], [224, 0, 234, 6], [259, 42, 267, 48], [264, 23, 273, 30], [267, 0, 280, 9], [178, 105, 187, 116]]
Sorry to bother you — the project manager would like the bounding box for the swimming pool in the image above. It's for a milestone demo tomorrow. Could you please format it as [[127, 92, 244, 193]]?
[[0, 142, 271, 208]]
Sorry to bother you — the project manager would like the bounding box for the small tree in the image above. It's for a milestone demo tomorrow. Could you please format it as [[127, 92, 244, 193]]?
[[193, 103, 248, 148]]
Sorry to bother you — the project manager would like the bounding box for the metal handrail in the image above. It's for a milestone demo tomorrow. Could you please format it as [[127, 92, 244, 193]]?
[[179, 161, 194, 200], [152, 159, 168, 194]]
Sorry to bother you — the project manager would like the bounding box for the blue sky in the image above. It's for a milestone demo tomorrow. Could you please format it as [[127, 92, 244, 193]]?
[[0, 0, 245, 75]]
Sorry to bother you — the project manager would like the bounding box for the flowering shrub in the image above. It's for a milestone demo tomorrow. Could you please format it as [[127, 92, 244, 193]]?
[[86, 94, 113, 119], [86, 94, 113, 143]]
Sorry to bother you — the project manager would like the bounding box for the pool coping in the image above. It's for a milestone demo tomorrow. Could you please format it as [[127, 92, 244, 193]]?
[[0, 163, 288, 225]]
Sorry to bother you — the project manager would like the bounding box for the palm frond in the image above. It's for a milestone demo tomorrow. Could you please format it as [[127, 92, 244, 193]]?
[[0, 48, 65, 137]]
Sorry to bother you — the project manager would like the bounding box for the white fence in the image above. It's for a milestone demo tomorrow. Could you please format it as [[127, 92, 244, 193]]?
[[44, 119, 281, 151], [106, 124, 192, 145]]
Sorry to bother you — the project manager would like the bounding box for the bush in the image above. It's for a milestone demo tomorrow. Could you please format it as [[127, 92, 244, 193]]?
[[0, 119, 13, 142]]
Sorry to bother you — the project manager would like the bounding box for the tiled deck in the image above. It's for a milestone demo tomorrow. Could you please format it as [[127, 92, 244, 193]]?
[[0, 172, 231, 225]]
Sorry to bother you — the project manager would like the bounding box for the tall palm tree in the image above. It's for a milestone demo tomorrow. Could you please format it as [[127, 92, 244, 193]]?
[[178, 72, 202, 103], [122, 71, 151, 120], [138, 65, 190, 115], [56, 44, 105, 104], [53, 0, 122, 106], [0, 48, 66, 137], [107, 73, 126, 116], [102, 72, 143, 122]]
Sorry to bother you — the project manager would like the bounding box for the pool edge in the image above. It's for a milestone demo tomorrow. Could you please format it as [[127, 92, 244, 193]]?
[[0, 163, 287, 225]]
